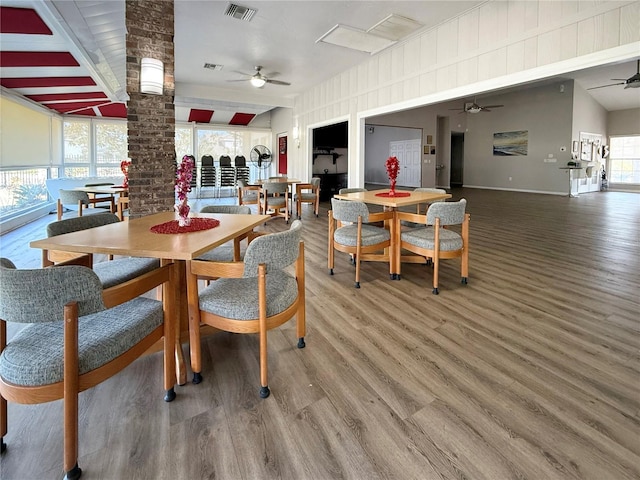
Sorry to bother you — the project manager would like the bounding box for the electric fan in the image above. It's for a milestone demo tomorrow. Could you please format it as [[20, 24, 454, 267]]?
[[249, 145, 272, 179]]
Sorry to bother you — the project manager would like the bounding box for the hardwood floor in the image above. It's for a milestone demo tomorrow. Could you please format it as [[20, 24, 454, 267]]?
[[1, 188, 639, 480]]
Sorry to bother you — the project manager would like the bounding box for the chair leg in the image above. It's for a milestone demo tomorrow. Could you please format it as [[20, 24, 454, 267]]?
[[63, 303, 81, 480], [1, 321, 6, 453], [0, 392, 6, 454], [258, 265, 270, 398]]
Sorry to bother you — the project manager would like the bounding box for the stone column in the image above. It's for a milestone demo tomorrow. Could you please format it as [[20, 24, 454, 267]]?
[[125, 0, 175, 218]]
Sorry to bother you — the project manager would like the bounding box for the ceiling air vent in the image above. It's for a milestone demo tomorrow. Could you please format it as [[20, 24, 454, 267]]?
[[204, 63, 223, 71], [224, 3, 257, 22]]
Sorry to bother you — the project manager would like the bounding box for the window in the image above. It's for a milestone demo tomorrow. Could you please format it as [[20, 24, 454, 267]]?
[[63, 120, 90, 177], [609, 136, 640, 185], [95, 122, 127, 176], [176, 126, 193, 161]]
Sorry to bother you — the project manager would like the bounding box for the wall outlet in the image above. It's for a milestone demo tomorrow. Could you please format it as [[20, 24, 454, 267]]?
[[508, 176, 512, 181]]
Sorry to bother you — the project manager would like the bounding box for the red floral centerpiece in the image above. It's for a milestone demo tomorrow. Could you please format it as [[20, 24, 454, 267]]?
[[386, 156, 400, 196], [175, 155, 194, 227], [120, 159, 131, 188]]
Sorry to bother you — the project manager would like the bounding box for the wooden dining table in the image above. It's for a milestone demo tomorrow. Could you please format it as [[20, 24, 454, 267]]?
[[30, 211, 271, 387], [334, 189, 451, 278]]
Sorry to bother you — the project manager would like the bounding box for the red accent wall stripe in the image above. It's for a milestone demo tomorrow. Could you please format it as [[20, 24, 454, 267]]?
[[0, 7, 52, 35], [26, 91, 108, 102], [229, 112, 255, 125], [188, 109, 214, 123], [0, 51, 79, 67], [1, 76, 96, 88]]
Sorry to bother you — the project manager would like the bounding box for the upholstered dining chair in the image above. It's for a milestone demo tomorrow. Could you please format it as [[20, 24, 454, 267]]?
[[328, 198, 393, 288], [0, 257, 175, 480], [237, 179, 260, 209], [44, 214, 160, 307], [294, 177, 321, 218], [197, 205, 253, 262], [397, 199, 469, 294], [413, 187, 448, 214], [259, 181, 290, 223], [399, 187, 448, 228], [57, 189, 115, 220], [186, 221, 305, 398]]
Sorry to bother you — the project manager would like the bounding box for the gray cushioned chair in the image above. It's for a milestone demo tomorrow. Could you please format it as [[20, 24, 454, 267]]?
[[186, 221, 306, 398], [401, 187, 448, 228], [0, 258, 175, 480], [57, 189, 115, 221], [237, 179, 259, 208], [44, 214, 160, 305], [397, 199, 469, 294], [294, 177, 321, 218], [328, 198, 394, 288], [259, 181, 290, 223], [197, 205, 253, 262]]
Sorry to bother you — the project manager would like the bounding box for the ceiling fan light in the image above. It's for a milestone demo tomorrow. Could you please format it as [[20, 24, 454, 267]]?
[[467, 106, 482, 114], [250, 76, 266, 88]]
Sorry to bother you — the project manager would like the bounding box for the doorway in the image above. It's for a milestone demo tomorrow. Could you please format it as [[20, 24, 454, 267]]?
[[451, 132, 464, 187], [278, 134, 287, 175]]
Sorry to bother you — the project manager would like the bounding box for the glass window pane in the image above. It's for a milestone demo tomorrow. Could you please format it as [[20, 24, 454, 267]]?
[[96, 122, 127, 164], [176, 127, 193, 160], [64, 120, 90, 164], [609, 136, 640, 185]]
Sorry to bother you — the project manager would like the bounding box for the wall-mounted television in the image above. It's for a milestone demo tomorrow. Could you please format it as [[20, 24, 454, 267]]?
[[313, 121, 348, 149]]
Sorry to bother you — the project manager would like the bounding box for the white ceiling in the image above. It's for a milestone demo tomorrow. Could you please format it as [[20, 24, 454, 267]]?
[[1, 0, 638, 122]]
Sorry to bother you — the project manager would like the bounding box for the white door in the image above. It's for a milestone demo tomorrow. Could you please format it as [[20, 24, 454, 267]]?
[[390, 139, 421, 188]]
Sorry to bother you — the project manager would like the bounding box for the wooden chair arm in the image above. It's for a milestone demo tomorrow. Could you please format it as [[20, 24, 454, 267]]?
[[368, 210, 394, 222], [189, 259, 244, 279], [102, 263, 173, 308], [397, 211, 426, 224]]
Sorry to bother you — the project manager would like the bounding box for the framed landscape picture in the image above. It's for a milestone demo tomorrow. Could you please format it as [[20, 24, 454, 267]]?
[[493, 130, 528, 156]]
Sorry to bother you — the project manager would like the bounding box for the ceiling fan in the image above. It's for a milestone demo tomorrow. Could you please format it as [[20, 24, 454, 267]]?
[[230, 66, 291, 88], [587, 59, 640, 90], [449, 98, 504, 114]]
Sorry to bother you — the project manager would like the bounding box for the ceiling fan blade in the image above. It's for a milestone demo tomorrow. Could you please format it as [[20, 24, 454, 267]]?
[[609, 78, 627, 81], [232, 70, 252, 76], [587, 82, 626, 90], [481, 104, 503, 109], [265, 79, 291, 86], [449, 108, 464, 111], [227, 79, 249, 82]]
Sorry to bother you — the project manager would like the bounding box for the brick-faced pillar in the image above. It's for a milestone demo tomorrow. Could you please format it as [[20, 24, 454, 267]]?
[[126, 0, 175, 218]]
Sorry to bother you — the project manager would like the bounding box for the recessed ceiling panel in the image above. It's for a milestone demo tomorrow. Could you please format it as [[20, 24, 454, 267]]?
[[317, 24, 395, 55]]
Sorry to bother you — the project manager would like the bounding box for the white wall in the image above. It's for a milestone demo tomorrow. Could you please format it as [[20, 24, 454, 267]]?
[[292, 0, 640, 189]]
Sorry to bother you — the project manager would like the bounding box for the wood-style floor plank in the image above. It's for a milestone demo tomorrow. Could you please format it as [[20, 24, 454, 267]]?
[[1, 188, 639, 479]]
